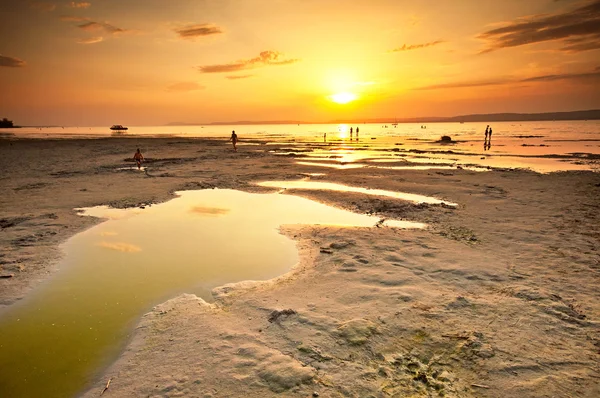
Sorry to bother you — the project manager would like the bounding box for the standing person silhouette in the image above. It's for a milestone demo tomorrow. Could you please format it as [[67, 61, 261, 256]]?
[[350, 127, 353, 140], [356, 127, 359, 141], [487, 127, 492, 150], [133, 148, 144, 169], [230, 130, 238, 152], [485, 125, 489, 142]]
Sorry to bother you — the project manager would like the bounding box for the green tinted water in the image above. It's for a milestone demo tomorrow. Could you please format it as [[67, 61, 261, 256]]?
[[0, 189, 425, 397]]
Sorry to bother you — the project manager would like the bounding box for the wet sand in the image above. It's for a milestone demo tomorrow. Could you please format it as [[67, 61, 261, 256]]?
[[0, 137, 599, 397]]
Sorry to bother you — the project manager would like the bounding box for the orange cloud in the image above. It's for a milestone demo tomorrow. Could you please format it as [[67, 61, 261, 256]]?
[[77, 36, 103, 44], [478, 0, 600, 53], [78, 21, 127, 35], [416, 69, 600, 90], [174, 24, 223, 40], [198, 50, 299, 74], [68, 1, 91, 8], [226, 75, 254, 80], [0, 55, 26, 67], [390, 40, 445, 52]]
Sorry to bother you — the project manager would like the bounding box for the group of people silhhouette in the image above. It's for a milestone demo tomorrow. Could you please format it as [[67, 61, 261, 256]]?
[[349, 126, 359, 140], [484, 125, 493, 151], [131, 130, 240, 169]]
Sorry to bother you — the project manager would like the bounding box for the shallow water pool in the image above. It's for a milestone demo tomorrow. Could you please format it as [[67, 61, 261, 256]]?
[[0, 189, 424, 398]]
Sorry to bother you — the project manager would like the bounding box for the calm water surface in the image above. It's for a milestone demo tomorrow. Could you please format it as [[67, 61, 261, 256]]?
[[6, 121, 599, 172], [0, 189, 426, 398]]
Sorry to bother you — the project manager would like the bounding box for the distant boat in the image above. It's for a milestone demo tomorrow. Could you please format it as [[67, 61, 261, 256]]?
[[110, 125, 128, 131]]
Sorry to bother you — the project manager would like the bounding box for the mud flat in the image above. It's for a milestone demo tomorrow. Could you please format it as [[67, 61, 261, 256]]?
[[0, 137, 599, 397]]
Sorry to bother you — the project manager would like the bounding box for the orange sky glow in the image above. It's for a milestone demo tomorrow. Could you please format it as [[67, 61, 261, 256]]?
[[0, 0, 599, 125]]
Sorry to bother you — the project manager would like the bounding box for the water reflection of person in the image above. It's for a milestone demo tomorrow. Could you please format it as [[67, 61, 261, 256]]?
[[230, 130, 238, 152], [133, 148, 144, 169]]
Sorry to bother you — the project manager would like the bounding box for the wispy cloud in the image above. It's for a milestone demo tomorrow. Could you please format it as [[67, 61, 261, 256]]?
[[478, 0, 600, 53], [61, 16, 130, 43], [0, 55, 26, 67], [30, 2, 56, 12], [78, 21, 127, 35], [198, 50, 299, 74], [226, 75, 254, 80], [416, 70, 600, 90], [77, 36, 103, 44], [67, 1, 90, 8], [174, 24, 223, 40], [390, 40, 445, 52], [166, 82, 205, 92]]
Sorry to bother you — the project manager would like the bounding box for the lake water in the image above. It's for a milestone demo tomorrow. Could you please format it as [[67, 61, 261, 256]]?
[[4, 121, 599, 173], [0, 188, 427, 398]]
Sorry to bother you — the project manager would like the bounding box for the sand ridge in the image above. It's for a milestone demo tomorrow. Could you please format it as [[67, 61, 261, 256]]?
[[0, 137, 599, 397]]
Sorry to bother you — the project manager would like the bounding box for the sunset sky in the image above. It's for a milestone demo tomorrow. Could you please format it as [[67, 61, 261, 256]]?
[[1, 0, 599, 126]]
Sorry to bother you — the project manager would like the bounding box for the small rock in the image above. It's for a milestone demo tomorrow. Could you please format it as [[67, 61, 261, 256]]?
[[313, 392, 319, 397], [268, 309, 297, 323]]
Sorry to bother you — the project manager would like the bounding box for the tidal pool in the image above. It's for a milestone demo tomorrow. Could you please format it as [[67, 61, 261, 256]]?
[[257, 180, 457, 206], [0, 189, 425, 398]]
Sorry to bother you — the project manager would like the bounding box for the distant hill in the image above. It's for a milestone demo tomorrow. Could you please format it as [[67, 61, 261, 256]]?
[[167, 109, 600, 126], [442, 110, 600, 123]]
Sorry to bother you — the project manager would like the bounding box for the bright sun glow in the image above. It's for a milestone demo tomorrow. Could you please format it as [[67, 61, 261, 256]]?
[[330, 92, 357, 104]]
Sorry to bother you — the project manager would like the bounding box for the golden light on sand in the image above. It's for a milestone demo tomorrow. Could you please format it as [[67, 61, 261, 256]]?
[[330, 92, 357, 104]]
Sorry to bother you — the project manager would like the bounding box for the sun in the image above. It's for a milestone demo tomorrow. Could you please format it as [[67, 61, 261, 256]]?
[[329, 92, 358, 104]]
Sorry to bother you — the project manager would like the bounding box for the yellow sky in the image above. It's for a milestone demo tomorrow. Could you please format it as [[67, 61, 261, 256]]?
[[0, 0, 599, 125]]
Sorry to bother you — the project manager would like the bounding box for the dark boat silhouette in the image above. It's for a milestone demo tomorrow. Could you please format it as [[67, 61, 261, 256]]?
[[110, 125, 128, 131]]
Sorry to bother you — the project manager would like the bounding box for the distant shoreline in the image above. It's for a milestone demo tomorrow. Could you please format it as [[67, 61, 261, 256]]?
[[167, 109, 600, 126]]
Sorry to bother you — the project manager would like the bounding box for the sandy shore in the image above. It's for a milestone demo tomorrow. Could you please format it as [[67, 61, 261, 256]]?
[[1, 137, 599, 397]]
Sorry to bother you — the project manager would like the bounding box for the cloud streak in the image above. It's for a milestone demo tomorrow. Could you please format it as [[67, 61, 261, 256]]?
[[478, 0, 600, 53], [226, 75, 254, 80], [68, 1, 90, 8], [390, 40, 445, 52], [77, 36, 103, 44], [0, 55, 26, 67], [78, 21, 127, 35], [174, 24, 223, 39], [198, 51, 299, 74], [416, 70, 600, 90]]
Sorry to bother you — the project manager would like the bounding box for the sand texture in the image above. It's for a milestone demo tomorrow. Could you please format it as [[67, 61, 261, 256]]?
[[1, 137, 599, 397]]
